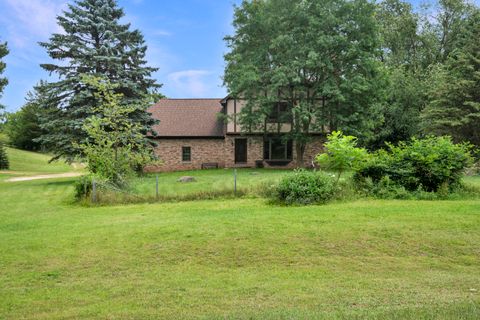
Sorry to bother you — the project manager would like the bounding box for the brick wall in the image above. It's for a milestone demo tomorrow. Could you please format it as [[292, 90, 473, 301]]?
[[224, 136, 264, 168], [145, 136, 325, 172], [144, 139, 226, 172]]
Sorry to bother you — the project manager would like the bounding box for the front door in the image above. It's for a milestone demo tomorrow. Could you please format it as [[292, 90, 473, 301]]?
[[235, 138, 247, 164]]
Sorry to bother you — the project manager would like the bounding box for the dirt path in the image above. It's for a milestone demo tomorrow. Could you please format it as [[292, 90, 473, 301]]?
[[6, 172, 83, 182]]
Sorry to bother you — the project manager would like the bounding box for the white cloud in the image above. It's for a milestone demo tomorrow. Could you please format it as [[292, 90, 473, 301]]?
[[167, 70, 213, 97], [152, 29, 172, 37], [1, 0, 67, 47]]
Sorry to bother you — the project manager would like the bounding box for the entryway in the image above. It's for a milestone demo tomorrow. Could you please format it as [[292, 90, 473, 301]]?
[[234, 138, 247, 164]]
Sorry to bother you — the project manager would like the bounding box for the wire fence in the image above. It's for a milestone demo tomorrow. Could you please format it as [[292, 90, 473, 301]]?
[[85, 169, 276, 205]]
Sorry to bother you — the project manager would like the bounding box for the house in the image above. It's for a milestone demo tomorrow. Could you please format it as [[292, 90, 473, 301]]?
[[145, 97, 325, 172]]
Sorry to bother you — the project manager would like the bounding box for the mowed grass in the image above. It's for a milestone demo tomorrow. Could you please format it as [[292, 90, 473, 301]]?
[[130, 169, 288, 200], [1, 184, 480, 316], [0, 147, 80, 177], [1, 150, 480, 318]]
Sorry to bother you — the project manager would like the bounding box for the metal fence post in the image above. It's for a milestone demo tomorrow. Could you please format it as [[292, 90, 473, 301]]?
[[92, 179, 97, 203], [156, 174, 159, 200], [234, 169, 237, 196]]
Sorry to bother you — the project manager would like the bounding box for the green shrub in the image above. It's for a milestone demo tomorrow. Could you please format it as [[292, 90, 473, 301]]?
[[316, 131, 369, 182], [465, 161, 480, 176], [0, 142, 9, 170], [355, 136, 473, 192], [274, 170, 336, 205], [74, 175, 94, 199], [370, 176, 412, 200]]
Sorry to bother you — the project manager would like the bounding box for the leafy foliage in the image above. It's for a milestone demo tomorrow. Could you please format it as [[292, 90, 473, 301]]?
[[224, 0, 383, 165], [316, 131, 369, 182], [369, 67, 427, 149], [422, 10, 480, 147], [4, 83, 47, 151], [273, 170, 336, 205], [74, 175, 95, 200], [355, 136, 473, 192], [37, 0, 161, 162], [76, 75, 156, 188], [0, 142, 8, 170], [0, 40, 8, 124], [369, 0, 478, 149]]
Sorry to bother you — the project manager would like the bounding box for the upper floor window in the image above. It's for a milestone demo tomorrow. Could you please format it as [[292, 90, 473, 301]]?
[[182, 146, 191, 162], [267, 102, 292, 123]]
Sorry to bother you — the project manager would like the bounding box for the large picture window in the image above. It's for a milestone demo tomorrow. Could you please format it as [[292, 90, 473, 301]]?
[[263, 138, 293, 160], [182, 146, 191, 162]]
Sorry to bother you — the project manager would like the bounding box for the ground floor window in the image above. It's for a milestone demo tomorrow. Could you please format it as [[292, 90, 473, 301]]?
[[263, 137, 293, 160], [182, 146, 191, 162]]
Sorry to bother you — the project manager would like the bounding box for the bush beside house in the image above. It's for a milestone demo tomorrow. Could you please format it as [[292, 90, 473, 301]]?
[[355, 136, 473, 192]]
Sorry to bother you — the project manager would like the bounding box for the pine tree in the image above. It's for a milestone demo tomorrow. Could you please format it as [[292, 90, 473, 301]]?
[[0, 142, 9, 170], [38, 0, 161, 161], [422, 10, 480, 147]]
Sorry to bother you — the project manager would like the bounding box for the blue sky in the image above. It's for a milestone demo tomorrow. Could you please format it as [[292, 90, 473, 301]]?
[[0, 0, 241, 112], [0, 0, 477, 112]]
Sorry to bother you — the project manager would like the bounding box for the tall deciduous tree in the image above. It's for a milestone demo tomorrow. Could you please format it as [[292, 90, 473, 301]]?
[[0, 40, 8, 123], [224, 0, 383, 167], [422, 10, 480, 147], [369, 0, 432, 149], [76, 75, 155, 187], [431, 0, 476, 63], [0, 40, 9, 170], [5, 82, 48, 151], [38, 0, 161, 161]]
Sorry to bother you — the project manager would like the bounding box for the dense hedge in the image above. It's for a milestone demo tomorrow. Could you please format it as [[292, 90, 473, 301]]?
[[355, 136, 473, 192]]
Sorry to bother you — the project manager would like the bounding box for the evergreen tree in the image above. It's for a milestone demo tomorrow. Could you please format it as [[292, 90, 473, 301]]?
[[39, 0, 161, 161], [422, 10, 480, 147], [0, 142, 8, 170]]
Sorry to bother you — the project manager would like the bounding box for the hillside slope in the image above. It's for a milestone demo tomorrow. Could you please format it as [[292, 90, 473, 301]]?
[[1, 147, 81, 176]]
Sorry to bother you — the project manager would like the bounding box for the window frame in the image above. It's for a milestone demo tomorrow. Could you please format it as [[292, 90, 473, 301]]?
[[267, 102, 292, 123], [263, 138, 293, 161], [182, 146, 191, 162]]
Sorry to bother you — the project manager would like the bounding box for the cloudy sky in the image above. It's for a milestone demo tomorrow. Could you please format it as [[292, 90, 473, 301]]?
[[0, 0, 241, 112], [0, 0, 477, 112]]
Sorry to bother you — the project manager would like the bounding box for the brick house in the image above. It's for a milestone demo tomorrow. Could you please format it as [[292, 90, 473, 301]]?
[[145, 97, 325, 172]]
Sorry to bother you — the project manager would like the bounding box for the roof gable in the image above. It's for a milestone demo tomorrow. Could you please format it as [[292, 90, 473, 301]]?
[[148, 99, 225, 137]]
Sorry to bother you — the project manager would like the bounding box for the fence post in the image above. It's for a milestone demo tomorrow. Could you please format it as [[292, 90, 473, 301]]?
[[234, 169, 237, 196], [156, 174, 159, 200], [92, 179, 97, 203]]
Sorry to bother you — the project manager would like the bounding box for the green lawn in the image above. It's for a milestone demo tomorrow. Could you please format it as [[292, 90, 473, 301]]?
[[1, 150, 479, 319], [1, 147, 81, 177], [129, 169, 288, 200]]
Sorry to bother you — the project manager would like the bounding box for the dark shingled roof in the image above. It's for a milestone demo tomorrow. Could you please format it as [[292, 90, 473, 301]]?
[[148, 99, 225, 137]]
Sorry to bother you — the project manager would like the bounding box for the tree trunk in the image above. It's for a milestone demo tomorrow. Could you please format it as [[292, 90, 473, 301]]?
[[296, 142, 306, 168]]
